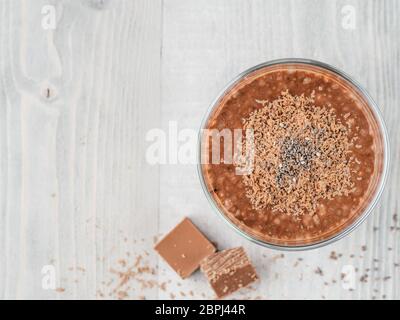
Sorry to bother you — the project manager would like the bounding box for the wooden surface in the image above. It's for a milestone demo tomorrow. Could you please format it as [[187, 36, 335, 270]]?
[[0, 0, 399, 300]]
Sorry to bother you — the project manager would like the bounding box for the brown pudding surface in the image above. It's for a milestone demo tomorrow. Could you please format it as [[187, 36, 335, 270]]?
[[201, 63, 384, 246]]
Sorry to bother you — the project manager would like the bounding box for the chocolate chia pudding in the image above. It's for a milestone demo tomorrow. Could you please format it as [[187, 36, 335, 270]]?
[[199, 60, 388, 248]]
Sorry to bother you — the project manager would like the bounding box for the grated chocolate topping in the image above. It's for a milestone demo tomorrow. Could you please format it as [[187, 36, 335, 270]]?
[[239, 91, 355, 216]]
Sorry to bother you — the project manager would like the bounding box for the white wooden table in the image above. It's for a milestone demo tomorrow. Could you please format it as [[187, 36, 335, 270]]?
[[0, 0, 399, 300]]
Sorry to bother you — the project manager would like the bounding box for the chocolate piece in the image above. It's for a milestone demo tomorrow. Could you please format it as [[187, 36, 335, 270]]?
[[200, 247, 258, 298], [155, 218, 216, 279]]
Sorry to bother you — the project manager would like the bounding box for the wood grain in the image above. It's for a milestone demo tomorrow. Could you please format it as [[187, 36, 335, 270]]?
[[0, 0, 162, 299], [160, 0, 400, 300], [0, 0, 399, 299]]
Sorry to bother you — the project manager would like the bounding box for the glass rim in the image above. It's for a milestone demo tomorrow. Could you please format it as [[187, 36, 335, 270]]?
[[197, 58, 390, 251]]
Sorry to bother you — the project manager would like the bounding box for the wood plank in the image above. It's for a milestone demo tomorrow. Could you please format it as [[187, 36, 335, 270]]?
[[161, 0, 400, 299], [0, 0, 162, 299]]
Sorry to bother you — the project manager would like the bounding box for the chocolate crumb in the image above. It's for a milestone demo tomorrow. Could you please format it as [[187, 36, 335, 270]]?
[[315, 267, 324, 276], [360, 274, 368, 283], [330, 251, 338, 260]]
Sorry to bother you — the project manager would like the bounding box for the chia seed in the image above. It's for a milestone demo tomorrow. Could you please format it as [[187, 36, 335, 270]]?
[[276, 136, 319, 186]]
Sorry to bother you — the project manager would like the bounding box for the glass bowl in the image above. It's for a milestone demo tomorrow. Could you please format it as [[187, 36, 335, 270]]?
[[197, 58, 390, 251]]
